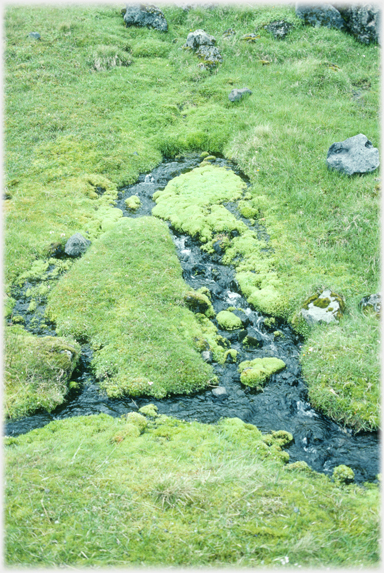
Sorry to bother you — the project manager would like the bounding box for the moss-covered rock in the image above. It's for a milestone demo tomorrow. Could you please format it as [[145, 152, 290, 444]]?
[[333, 464, 355, 484], [124, 412, 148, 433], [300, 289, 345, 325], [125, 195, 141, 210], [216, 310, 243, 330], [139, 403, 159, 418], [184, 290, 215, 318], [238, 357, 286, 387]]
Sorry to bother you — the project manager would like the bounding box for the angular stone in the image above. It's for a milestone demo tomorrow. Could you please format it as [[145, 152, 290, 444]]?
[[123, 4, 168, 32], [202, 350, 213, 363], [359, 293, 381, 316], [184, 29, 216, 50], [265, 20, 293, 39], [228, 88, 252, 102], [64, 233, 91, 257], [295, 3, 345, 29], [327, 134, 379, 175], [300, 289, 345, 325], [212, 386, 228, 400], [196, 45, 222, 68], [336, 3, 380, 44], [29, 32, 41, 40]]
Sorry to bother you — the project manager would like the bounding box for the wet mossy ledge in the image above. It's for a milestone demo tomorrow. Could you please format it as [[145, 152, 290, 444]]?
[[4, 413, 379, 567], [4, 327, 80, 420], [46, 216, 228, 400]]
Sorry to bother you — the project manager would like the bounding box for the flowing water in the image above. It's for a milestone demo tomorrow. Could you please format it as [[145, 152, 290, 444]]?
[[5, 155, 380, 483]]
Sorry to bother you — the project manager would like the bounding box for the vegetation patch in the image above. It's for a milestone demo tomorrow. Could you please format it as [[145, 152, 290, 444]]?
[[239, 357, 286, 388], [4, 327, 80, 420], [46, 216, 225, 400], [4, 413, 379, 567]]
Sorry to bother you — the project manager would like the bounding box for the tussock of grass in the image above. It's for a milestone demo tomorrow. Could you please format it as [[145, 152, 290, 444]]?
[[4, 414, 380, 567], [46, 216, 224, 400]]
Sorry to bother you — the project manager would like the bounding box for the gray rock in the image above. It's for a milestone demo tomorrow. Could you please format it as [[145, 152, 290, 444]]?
[[228, 88, 252, 102], [265, 20, 294, 39], [336, 4, 380, 44], [123, 4, 168, 32], [65, 233, 91, 257], [29, 32, 41, 40], [327, 134, 379, 175], [184, 29, 216, 50], [295, 3, 346, 29], [202, 350, 213, 363], [212, 386, 228, 400], [300, 289, 345, 325], [196, 45, 222, 68], [359, 293, 381, 316]]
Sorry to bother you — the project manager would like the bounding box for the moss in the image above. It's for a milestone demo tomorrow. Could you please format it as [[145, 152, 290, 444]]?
[[111, 423, 140, 443], [200, 151, 209, 158], [125, 195, 141, 211], [224, 348, 238, 363], [124, 412, 148, 433], [248, 286, 288, 317], [216, 310, 243, 330], [284, 460, 316, 475], [4, 296, 16, 318], [4, 330, 81, 419], [139, 403, 159, 418], [184, 290, 215, 318], [239, 357, 286, 387], [264, 317, 276, 327], [313, 297, 331, 309], [333, 464, 355, 485]]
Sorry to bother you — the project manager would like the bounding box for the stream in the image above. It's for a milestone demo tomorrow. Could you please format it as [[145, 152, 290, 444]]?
[[5, 154, 380, 484]]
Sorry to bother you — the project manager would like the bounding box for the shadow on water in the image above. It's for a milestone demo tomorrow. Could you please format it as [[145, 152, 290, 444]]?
[[5, 155, 380, 483]]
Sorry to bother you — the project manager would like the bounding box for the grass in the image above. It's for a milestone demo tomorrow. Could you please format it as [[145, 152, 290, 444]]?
[[4, 413, 380, 567]]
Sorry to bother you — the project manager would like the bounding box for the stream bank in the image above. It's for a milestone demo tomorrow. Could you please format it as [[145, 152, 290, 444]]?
[[5, 155, 379, 483]]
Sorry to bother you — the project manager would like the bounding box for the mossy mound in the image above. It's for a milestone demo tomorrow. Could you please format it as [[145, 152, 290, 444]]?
[[125, 195, 141, 210], [184, 290, 215, 318], [46, 216, 227, 400], [333, 464, 355, 484], [216, 310, 243, 330], [4, 327, 80, 419], [238, 357, 286, 387]]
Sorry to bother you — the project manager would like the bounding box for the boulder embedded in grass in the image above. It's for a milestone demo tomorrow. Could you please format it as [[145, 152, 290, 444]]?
[[123, 5, 168, 32], [295, 3, 345, 30], [228, 88, 252, 102], [300, 289, 344, 325], [326, 134, 379, 175], [65, 233, 91, 257], [359, 293, 381, 317], [184, 29, 216, 49]]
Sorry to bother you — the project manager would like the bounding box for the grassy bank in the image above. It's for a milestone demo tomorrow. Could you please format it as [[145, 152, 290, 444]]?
[[4, 6, 380, 424], [4, 413, 380, 567]]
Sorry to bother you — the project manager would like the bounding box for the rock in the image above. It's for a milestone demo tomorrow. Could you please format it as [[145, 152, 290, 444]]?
[[123, 4, 168, 32], [244, 327, 263, 347], [64, 233, 91, 257], [265, 20, 294, 39], [326, 134, 379, 175], [228, 88, 252, 102], [335, 3, 380, 44], [202, 350, 213, 363], [29, 32, 41, 40], [231, 309, 250, 327], [183, 29, 216, 49], [240, 33, 259, 42], [216, 310, 243, 331], [359, 293, 381, 316], [212, 386, 228, 400], [196, 45, 223, 68], [295, 3, 346, 29], [184, 291, 215, 317], [300, 289, 345, 325]]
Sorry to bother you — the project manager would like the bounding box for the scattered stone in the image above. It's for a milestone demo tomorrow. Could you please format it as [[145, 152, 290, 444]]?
[[29, 32, 41, 40], [240, 33, 259, 42], [196, 45, 223, 68], [265, 20, 294, 39], [336, 3, 380, 44], [222, 28, 235, 38], [244, 327, 263, 347], [202, 350, 213, 363], [326, 134, 379, 175], [64, 233, 91, 257], [230, 309, 250, 327], [359, 293, 381, 317], [123, 4, 168, 32], [295, 3, 346, 30], [300, 289, 345, 325], [228, 88, 252, 102], [184, 29, 216, 49], [212, 386, 228, 400]]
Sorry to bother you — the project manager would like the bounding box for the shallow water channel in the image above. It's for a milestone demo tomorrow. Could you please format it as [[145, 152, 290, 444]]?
[[5, 155, 379, 483]]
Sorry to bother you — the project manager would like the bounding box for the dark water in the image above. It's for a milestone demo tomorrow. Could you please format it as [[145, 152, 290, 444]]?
[[5, 154, 380, 483]]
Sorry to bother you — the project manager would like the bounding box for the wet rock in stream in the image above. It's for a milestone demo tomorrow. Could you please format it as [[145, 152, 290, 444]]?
[[5, 155, 379, 484]]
